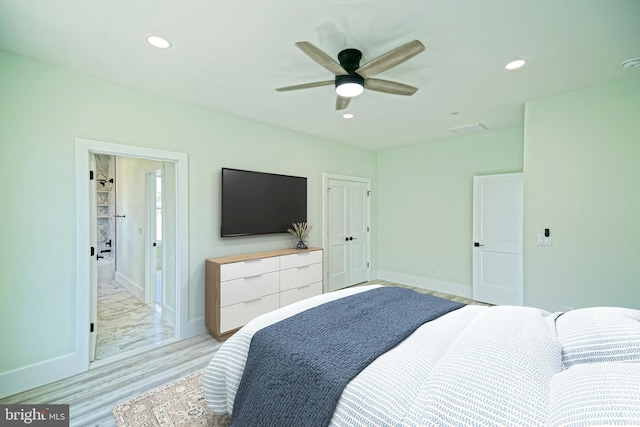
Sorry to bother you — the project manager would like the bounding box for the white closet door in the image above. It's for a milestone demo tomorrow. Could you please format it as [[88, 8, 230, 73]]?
[[327, 179, 349, 291], [348, 181, 369, 285], [326, 177, 370, 292]]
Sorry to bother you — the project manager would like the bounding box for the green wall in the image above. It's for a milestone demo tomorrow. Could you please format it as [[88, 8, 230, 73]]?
[[0, 51, 376, 375], [115, 157, 164, 294], [523, 76, 640, 311], [376, 127, 524, 293], [2, 45, 638, 393]]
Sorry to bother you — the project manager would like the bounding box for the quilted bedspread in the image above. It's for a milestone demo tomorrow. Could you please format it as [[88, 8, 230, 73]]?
[[231, 287, 464, 426], [204, 285, 640, 426]]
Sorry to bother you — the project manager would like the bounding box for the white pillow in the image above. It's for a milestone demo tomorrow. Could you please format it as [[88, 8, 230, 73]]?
[[548, 362, 640, 426], [555, 307, 640, 368]]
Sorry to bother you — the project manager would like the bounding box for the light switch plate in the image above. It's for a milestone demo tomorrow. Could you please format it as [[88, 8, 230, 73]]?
[[537, 234, 552, 246]]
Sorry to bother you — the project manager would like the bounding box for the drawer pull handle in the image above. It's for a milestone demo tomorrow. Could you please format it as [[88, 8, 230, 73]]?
[[296, 265, 311, 269], [244, 274, 263, 280], [244, 297, 262, 304], [244, 259, 262, 263], [296, 284, 311, 290]]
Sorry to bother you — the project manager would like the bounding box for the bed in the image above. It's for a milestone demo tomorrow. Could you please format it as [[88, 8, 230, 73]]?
[[203, 284, 640, 426]]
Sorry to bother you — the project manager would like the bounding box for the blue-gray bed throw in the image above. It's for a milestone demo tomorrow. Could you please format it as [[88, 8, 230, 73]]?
[[231, 286, 465, 427]]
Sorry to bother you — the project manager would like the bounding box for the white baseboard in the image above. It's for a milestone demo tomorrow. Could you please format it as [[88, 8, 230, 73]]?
[[161, 305, 176, 328], [181, 316, 208, 340], [369, 269, 378, 281], [0, 352, 84, 399], [376, 270, 472, 299], [115, 272, 144, 302]]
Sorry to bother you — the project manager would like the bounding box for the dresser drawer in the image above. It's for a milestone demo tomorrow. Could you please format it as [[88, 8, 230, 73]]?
[[280, 282, 323, 308], [280, 250, 322, 269], [220, 293, 280, 332], [220, 271, 279, 307], [220, 256, 279, 281], [280, 262, 322, 292]]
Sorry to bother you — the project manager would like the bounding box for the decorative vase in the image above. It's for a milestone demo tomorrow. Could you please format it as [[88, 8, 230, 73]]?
[[296, 240, 308, 250]]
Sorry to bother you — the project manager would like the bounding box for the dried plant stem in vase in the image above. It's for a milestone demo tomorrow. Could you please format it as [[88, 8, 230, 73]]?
[[288, 222, 312, 250]]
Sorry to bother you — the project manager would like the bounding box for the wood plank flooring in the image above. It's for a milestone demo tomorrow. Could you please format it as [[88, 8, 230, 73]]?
[[364, 280, 492, 306], [0, 334, 222, 426], [0, 280, 487, 426]]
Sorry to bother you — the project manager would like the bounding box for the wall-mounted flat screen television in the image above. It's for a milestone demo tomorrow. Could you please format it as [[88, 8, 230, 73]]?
[[221, 168, 307, 237]]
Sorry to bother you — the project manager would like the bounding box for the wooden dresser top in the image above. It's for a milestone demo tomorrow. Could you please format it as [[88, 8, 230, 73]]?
[[206, 247, 322, 264]]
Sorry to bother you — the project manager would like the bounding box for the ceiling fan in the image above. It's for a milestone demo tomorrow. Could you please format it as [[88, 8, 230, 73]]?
[[276, 40, 425, 110]]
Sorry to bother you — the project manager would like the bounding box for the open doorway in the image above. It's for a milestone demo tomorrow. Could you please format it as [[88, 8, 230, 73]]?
[[76, 138, 190, 371], [91, 157, 176, 362]]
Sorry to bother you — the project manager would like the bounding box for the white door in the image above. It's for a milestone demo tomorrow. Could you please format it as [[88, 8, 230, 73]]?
[[472, 173, 523, 305], [144, 170, 162, 305], [326, 177, 370, 292], [89, 156, 98, 362]]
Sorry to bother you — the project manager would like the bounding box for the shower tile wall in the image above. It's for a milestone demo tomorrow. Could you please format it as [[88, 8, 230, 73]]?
[[95, 154, 115, 256]]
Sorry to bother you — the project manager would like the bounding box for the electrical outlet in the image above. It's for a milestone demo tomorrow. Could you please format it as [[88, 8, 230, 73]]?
[[432, 265, 438, 274]]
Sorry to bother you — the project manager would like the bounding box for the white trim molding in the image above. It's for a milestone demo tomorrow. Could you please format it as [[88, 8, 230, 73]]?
[[115, 271, 144, 302], [0, 353, 78, 399]]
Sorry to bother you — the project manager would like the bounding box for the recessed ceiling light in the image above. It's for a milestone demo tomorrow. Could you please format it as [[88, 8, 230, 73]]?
[[505, 59, 526, 71], [342, 113, 354, 119], [146, 35, 171, 49]]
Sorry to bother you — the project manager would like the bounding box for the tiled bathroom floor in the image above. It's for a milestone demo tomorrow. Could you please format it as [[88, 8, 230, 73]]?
[[96, 280, 175, 361]]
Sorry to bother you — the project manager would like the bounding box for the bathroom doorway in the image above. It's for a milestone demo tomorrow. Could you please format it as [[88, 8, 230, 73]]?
[[91, 156, 175, 362], [76, 138, 189, 371]]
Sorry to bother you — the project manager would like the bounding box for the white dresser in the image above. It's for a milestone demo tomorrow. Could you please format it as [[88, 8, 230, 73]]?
[[205, 247, 323, 340]]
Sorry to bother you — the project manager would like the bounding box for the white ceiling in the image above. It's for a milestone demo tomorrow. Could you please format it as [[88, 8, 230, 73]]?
[[1, 0, 639, 150]]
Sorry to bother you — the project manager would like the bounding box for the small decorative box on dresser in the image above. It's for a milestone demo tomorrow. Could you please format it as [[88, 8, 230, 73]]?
[[205, 247, 323, 341]]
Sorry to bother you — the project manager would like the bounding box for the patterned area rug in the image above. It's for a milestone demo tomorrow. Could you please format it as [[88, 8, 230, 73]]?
[[112, 370, 231, 426]]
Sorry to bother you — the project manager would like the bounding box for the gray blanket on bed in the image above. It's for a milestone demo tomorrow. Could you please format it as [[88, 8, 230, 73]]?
[[231, 286, 465, 427]]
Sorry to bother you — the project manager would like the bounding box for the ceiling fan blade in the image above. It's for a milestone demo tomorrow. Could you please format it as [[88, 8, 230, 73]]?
[[336, 95, 351, 110], [364, 78, 418, 96], [355, 40, 425, 78], [276, 80, 335, 92], [295, 41, 349, 76]]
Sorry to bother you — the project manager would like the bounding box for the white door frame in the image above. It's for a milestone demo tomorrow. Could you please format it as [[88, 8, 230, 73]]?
[[75, 138, 190, 373], [322, 173, 372, 292]]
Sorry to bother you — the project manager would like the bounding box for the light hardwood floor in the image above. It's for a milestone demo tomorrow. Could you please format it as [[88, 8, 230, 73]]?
[[0, 280, 487, 426], [363, 280, 491, 306], [0, 334, 222, 426]]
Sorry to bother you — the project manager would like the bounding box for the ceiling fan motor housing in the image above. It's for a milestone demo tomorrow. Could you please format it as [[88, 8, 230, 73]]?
[[336, 48, 364, 88]]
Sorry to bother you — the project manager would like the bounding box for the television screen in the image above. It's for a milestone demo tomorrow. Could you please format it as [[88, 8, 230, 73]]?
[[221, 168, 307, 237]]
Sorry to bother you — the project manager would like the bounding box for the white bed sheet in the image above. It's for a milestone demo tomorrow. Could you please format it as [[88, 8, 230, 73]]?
[[203, 285, 640, 426]]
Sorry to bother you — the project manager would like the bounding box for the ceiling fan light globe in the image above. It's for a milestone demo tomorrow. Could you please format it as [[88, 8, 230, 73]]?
[[336, 82, 364, 98]]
